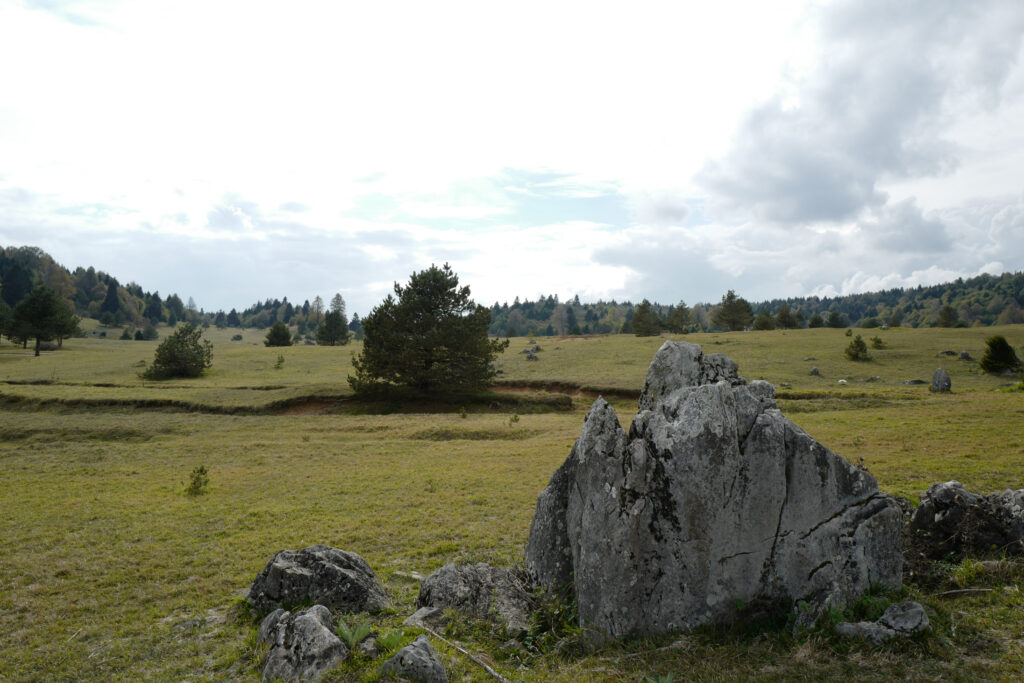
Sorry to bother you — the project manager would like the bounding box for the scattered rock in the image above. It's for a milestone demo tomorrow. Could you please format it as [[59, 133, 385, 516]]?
[[380, 635, 447, 683], [930, 368, 951, 393], [803, 356, 817, 361], [524, 341, 903, 638], [938, 350, 957, 357], [866, 376, 881, 383], [531, 344, 541, 353], [403, 606, 446, 629], [525, 351, 538, 361], [903, 379, 926, 385], [259, 605, 347, 682], [809, 367, 820, 376], [417, 563, 532, 634], [960, 350, 973, 361], [835, 601, 929, 644], [837, 378, 848, 384], [358, 636, 381, 658], [910, 481, 1024, 557], [247, 544, 389, 613]]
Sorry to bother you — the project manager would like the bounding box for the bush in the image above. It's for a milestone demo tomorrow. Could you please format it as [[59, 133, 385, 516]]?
[[980, 335, 1022, 374], [845, 335, 871, 361], [231, 334, 243, 341], [264, 321, 293, 347], [870, 336, 886, 349], [142, 324, 213, 380]]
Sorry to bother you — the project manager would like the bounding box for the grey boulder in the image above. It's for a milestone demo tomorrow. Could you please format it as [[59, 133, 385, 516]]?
[[910, 481, 1024, 557], [417, 562, 532, 635], [525, 341, 903, 638], [930, 368, 952, 392], [247, 544, 389, 613], [259, 605, 347, 682], [380, 635, 447, 682], [835, 601, 929, 644]]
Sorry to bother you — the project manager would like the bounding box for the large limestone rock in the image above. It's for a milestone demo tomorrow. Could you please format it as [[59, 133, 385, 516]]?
[[258, 605, 347, 682], [247, 544, 389, 613], [910, 481, 1024, 557], [416, 562, 532, 634], [930, 368, 952, 392], [525, 341, 903, 638]]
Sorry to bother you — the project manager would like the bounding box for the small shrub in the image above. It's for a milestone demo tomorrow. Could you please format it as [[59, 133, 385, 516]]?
[[264, 321, 293, 347], [119, 328, 132, 340], [186, 465, 209, 495], [870, 336, 886, 349], [231, 334, 243, 341], [274, 354, 285, 370], [845, 335, 871, 361], [142, 324, 213, 380], [509, 413, 520, 427], [845, 328, 853, 337], [459, 406, 468, 419], [980, 335, 1022, 374]]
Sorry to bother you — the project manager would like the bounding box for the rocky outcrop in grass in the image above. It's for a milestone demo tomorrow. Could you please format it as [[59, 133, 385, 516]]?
[[247, 544, 389, 613], [525, 340, 904, 638], [910, 481, 1024, 557]]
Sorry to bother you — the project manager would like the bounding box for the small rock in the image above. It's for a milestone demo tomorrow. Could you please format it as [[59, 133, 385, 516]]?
[[358, 636, 380, 658], [417, 563, 532, 635], [380, 635, 447, 683], [834, 601, 929, 645], [259, 605, 347, 682], [837, 378, 847, 384], [803, 356, 817, 361], [930, 368, 951, 393], [959, 350, 972, 361], [878, 601, 930, 635], [866, 376, 880, 383], [834, 620, 896, 644], [247, 544, 389, 613], [403, 606, 446, 629], [809, 367, 820, 376], [938, 350, 957, 357], [903, 379, 926, 385], [525, 351, 538, 361]]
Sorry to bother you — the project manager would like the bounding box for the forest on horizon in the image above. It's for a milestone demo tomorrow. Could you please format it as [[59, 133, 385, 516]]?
[[2, 244, 1023, 339]]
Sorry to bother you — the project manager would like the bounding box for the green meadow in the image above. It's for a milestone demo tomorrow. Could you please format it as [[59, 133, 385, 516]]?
[[1, 325, 1023, 681]]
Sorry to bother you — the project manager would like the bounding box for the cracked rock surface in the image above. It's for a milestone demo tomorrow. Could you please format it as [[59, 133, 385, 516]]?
[[910, 481, 1024, 557], [258, 605, 347, 682], [525, 341, 904, 638], [247, 544, 389, 613], [417, 562, 533, 635]]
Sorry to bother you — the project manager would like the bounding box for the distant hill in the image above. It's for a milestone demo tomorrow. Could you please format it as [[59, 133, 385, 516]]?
[[2, 244, 1022, 335]]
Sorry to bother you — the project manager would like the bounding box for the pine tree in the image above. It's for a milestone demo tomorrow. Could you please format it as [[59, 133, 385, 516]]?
[[349, 264, 509, 395], [712, 290, 753, 331], [631, 300, 662, 337], [264, 321, 293, 347], [316, 310, 350, 345]]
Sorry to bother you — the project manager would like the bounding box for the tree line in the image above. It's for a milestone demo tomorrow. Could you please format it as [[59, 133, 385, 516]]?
[[2, 245, 1023, 341]]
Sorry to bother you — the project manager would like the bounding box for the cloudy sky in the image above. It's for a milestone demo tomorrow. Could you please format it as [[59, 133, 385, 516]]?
[[2, 0, 1023, 316]]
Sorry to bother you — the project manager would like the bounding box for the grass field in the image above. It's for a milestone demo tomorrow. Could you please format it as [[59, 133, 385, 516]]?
[[1, 324, 1023, 681]]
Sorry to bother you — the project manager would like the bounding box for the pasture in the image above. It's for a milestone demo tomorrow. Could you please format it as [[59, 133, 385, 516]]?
[[1, 324, 1023, 681]]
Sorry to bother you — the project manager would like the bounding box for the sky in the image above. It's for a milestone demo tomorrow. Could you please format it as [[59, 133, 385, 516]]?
[[1, 0, 1023, 317]]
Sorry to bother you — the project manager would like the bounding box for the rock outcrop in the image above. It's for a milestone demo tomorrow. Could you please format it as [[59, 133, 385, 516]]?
[[417, 563, 532, 634], [247, 544, 389, 613], [258, 605, 347, 682], [930, 368, 951, 393], [525, 341, 903, 638], [380, 635, 447, 683], [910, 481, 1024, 557]]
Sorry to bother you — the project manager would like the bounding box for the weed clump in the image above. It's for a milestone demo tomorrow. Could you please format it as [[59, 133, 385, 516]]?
[[186, 465, 209, 496]]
